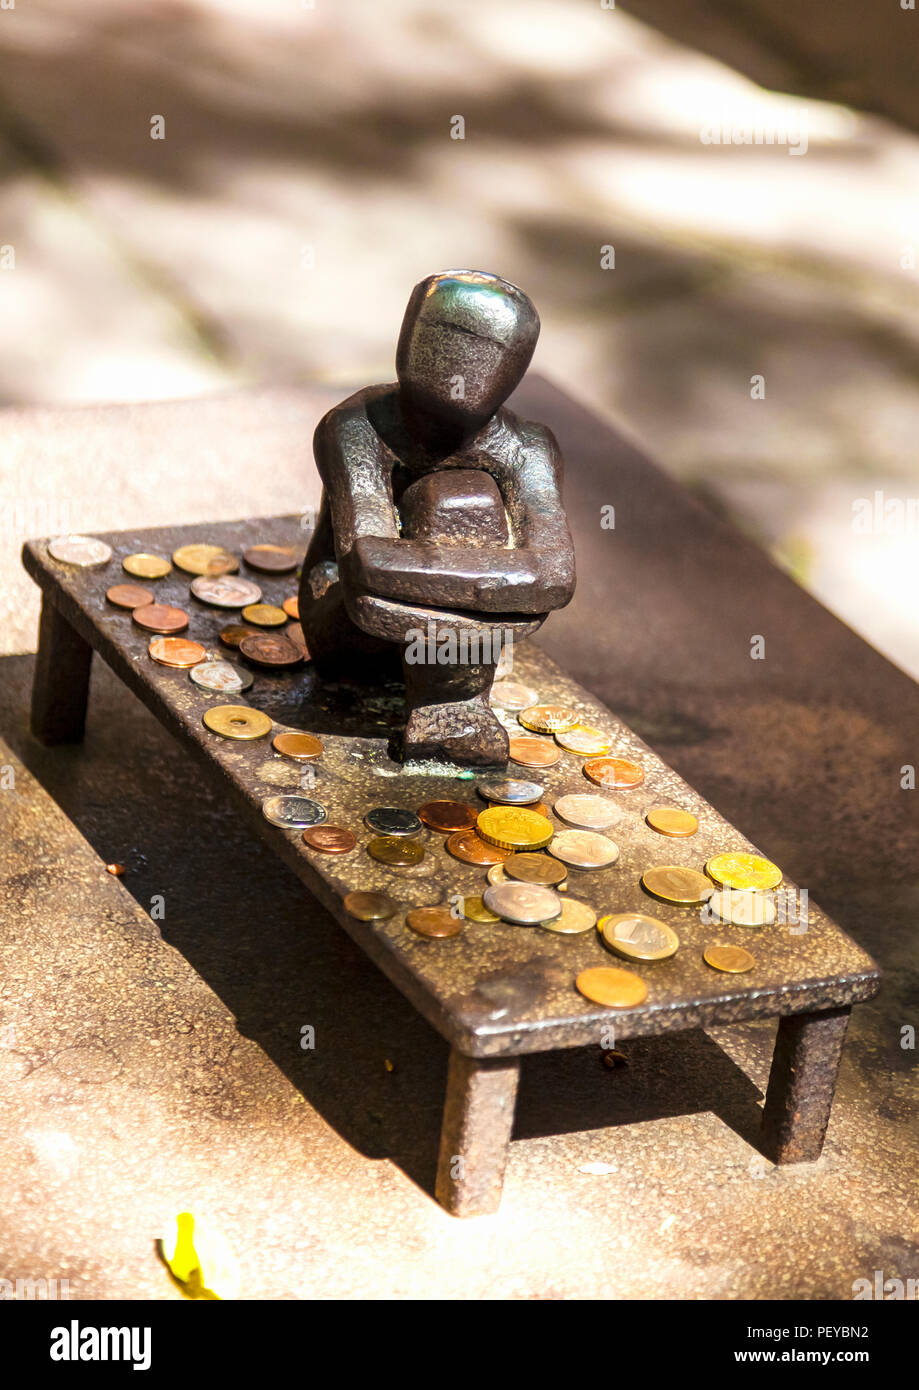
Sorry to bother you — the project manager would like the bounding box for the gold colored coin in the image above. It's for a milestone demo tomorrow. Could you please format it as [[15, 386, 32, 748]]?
[[460, 895, 501, 923], [405, 906, 463, 939], [703, 943, 756, 974], [642, 865, 713, 905], [539, 899, 596, 934], [202, 704, 272, 740], [272, 732, 323, 761], [646, 807, 698, 838], [218, 624, 254, 649], [599, 912, 679, 961], [706, 852, 782, 892], [345, 890, 396, 921], [575, 967, 648, 1008], [123, 552, 171, 580], [518, 704, 581, 734], [367, 836, 425, 867], [172, 543, 238, 577], [476, 806, 554, 851], [488, 800, 551, 819], [554, 725, 611, 756], [504, 852, 568, 886], [241, 603, 288, 627], [282, 595, 300, 620]]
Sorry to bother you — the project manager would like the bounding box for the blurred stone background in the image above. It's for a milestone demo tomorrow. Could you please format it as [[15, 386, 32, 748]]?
[[1, 0, 918, 675]]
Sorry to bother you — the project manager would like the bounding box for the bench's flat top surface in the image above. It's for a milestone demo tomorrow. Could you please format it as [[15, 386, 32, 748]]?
[[24, 517, 878, 1056]]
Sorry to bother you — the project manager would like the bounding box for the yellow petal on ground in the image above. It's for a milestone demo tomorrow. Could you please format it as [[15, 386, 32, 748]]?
[[159, 1212, 240, 1300]]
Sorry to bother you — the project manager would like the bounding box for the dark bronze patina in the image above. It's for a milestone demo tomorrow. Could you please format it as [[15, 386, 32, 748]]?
[[298, 270, 576, 766]]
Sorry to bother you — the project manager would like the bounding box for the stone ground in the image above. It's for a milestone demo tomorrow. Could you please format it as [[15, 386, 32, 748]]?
[[1, 1, 919, 674]]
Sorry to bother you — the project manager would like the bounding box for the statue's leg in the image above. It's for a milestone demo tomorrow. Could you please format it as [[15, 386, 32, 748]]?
[[400, 624, 509, 766]]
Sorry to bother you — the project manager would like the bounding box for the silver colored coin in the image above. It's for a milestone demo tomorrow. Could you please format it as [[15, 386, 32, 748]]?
[[486, 863, 509, 887], [489, 680, 539, 710], [477, 778, 544, 805], [48, 535, 112, 567], [261, 795, 327, 829], [190, 575, 263, 608], [548, 829, 620, 869], [552, 793, 623, 830], [189, 659, 253, 694], [708, 888, 776, 927], [364, 806, 422, 837], [483, 882, 562, 925]]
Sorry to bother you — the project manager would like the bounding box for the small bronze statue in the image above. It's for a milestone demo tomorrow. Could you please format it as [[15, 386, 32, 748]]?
[[299, 270, 576, 765]]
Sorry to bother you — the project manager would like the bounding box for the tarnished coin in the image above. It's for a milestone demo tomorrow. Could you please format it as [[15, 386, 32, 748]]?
[[418, 800, 477, 833], [239, 633, 303, 667], [243, 544, 299, 574], [273, 732, 323, 761], [345, 890, 396, 921], [261, 795, 326, 829], [576, 967, 648, 1008], [173, 543, 238, 577], [483, 882, 562, 925], [218, 624, 254, 649], [476, 807, 554, 851], [552, 793, 622, 831], [132, 603, 189, 634], [459, 894, 501, 923], [703, 943, 756, 974], [489, 680, 539, 710], [508, 737, 561, 769], [647, 807, 698, 838], [539, 899, 597, 934], [518, 704, 581, 734], [600, 912, 680, 961], [241, 603, 287, 627], [106, 583, 154, 609], [48, 535, 112, 567], [368, 836, 425, 866], [189, 659, 253, 693], [148, 637, 207, 669], [642, 865, 713, 905], [406, 906, 463, 939], [504, 852, 567, 886], [302, 825, 356, 855], [203, 704, 272, 740], [282, 595, 300, 620], [486, 862, 510, 886], [477, 778, 543, 805], [190, 575, 262, 608], [706, 852, 783, 892], [707, 888, 776, 927], [584, 757, 645, 789], [446, 830, 511, 866], [123, 552, 171, 580], [554, 726, 612, 756], [365, 806, 422, 837], [549, 830, 620, 870]]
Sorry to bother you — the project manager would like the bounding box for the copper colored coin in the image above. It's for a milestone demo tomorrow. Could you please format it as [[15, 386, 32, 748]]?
[[508, 736, 561, 768], [241, 603, 288, 627], [173, 543, 238, 577], [282, 595, 300, 620], [272, 732, 323, 760], [576, 967, 648, 1009], [405, 906, 463, 939], [302, 825, 356, 855], [106, 582, 154, 609], [703, 943, 756, 974], [646, 807, 698, 838], [239, 633, 303, 667], [503, 852, 568, 886], [344, 890, 396, 921], [243, 544, 299, 574], [219, 624, 254, 649], [132, 603, 189, 634], [368, 836, 425, 867], [445, 829, 511, 865], [418, 800, 478, 833], [584, 756, 645, 789], [285, 621, 310, 659], [148, 636, 207, 668]]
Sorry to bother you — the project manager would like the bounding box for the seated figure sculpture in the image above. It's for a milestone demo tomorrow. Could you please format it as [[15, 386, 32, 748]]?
[[298, 270, 576, 766]]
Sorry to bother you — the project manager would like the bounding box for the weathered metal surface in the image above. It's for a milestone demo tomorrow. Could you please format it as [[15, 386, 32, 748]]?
[[761, 1007, 852, 1164]]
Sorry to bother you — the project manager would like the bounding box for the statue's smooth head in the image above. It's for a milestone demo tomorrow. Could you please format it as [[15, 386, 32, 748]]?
[[396, 270, 539, 432]]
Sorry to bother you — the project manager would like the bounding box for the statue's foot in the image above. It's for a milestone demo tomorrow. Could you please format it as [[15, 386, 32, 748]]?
[[403, 696, 509, 767]]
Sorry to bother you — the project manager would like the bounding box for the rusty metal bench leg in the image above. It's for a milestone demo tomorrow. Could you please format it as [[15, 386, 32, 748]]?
[[436, 1049, 520, 1217], [760, 1006, 851, 1164], [30, 595, 93, 744]]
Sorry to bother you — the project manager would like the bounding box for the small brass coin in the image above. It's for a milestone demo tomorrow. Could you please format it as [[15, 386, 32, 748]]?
[[123, 552, 171, 580], [173, 543, 239, 577], [261, 795, 326, 829], [239, 633, 303, 667], [345, 890, 396, 922], [552, 793, 622, 831], [554, 725, 611, 756], [189, 658, 253, 693], [642, 865, 713, 905], [483, 882, 562, 925], [302, 825, 356, 855], [576, 967, 648, 1009], [48, 535, 112, 567], [477, 807, 553, 851], [418, 800, 478, 833], [600, 912, 680, 961], [365, 806, 422, 837], [148, 637, 207, 669], [106, 583, 154, 609], [518, 704, 581, 734], [203, 704, 272, 740], [273, 732, 323, 761], [446, 830, 511, 865], [190, 575, 262, 608], [539, 899, 597, 934], [368, 836, 425, 866], [647, 807, 698, 837], [704, 943, 756, 974], [488, 800, 551, 819], [460, 895, 501, 923], [708, 888, 776, 927], [132, 603, 189, 634], [282, 595, 300, 619], [243, 543, 299, 574], [218, 624, 254, 649], [508, 737, 561, 769], [477, 778, 544, 805], [706, 852, 782, 892], [584, 757, 645, 789], [548, 830, 620, 870], [241, 603, 288, 627], [406, 906, 463, 939], [504, 852, 567, 886], [489, 680, 540, 710]]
